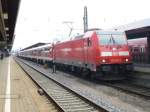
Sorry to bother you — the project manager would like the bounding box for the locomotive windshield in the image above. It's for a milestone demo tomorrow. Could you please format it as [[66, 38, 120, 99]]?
[[99, 34, 127, 45]]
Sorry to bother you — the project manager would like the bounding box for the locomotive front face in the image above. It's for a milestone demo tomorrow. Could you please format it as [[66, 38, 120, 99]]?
[[95, 31, 133, 75], [97, 31, 131, 64]]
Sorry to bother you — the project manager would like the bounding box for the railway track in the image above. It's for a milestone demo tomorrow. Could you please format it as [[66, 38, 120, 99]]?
[[15, 57, 150, 112], [101, 81, 150, 100], [15, 58, 107, 112]]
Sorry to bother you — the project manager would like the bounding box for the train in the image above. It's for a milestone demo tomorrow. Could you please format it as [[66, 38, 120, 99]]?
[[128, 37, 148, 63], [18, 30, 133, 80]]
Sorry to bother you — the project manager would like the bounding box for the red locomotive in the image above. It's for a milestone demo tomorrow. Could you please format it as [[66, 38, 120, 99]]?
[[18, 30, 133, 80]]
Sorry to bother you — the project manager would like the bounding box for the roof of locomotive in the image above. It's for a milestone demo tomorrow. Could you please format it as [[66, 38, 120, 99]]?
[[95, 30, 125, 35], [54, 30, 125, 45], [83, 30, 125, 38]]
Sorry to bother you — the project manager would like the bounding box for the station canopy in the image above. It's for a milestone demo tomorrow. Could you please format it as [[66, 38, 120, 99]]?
[[0, 0, 20, 51], [112, 18, 150, 39]]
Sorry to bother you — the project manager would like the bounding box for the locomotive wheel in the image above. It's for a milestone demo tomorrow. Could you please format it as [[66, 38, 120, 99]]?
[[81, 68, 90, 78]]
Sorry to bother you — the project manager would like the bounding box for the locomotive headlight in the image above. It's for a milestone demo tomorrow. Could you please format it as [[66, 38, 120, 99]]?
[[102, 59, 106, 63], [125, 58, 129, 62]]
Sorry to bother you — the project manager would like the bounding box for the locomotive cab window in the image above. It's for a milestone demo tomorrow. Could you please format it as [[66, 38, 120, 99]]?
[[98, 34, 127, 45]]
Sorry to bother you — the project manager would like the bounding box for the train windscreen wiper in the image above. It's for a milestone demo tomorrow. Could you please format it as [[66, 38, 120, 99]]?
[[108, 34, 118, 45]]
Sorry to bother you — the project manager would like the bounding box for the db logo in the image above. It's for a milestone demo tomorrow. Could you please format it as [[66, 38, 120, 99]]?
[[112, 52, 119, 56]]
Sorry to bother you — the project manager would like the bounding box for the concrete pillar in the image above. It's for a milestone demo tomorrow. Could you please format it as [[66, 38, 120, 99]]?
[[147, 32, 150, 63]]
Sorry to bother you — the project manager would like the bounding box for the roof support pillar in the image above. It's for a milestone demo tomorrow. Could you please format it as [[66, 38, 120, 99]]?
[[0, 0, 7, 42], [147, 32, 150, 63]]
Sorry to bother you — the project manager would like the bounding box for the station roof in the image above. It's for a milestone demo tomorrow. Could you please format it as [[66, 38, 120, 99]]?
[[112, 18, 150, 39], [0, 0, 20, 51]]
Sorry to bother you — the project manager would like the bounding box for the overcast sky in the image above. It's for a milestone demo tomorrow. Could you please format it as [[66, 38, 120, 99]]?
[[12, 0, 150, 50]]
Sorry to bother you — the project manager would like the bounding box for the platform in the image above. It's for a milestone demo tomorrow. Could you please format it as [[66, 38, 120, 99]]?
[[134, 63, 150, 73], [0, 57, 56, 112]]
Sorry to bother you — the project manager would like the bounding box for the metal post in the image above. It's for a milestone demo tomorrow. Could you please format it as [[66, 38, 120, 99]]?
[[83, 6, 88, 33]]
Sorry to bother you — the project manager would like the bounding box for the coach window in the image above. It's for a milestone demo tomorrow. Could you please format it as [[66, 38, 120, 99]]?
[[134, 48, 139, 53], [49, 48, 52, 52], [140, 47, 142, 53], [141, 47, 145, 53], [45, 48, 50, 51]]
